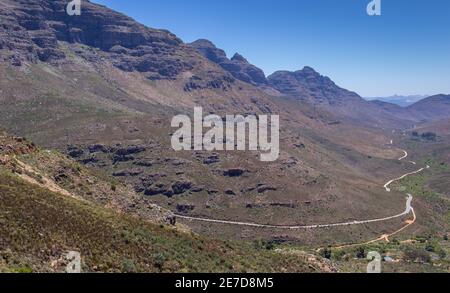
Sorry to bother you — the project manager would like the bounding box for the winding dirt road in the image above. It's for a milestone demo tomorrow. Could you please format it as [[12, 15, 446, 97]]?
[[6, 141, 423, 245], [176, 193, 414, 230], [175, 145, 427, 233], [384, 165, 429, 192], [398, 150, 409, 161], [335, 200, 417, 249]]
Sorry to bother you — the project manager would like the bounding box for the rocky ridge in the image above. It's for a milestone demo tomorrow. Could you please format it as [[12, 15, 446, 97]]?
[[189, 39, 268, 86]]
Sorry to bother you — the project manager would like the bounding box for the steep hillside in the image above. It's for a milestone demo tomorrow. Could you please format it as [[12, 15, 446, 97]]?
[[0, 165, 321, 273], [0, 132, 174, 225], [0, 131, 327, 273]]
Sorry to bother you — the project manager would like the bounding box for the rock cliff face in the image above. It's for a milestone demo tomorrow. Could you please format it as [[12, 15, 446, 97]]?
[[190, 39, 268, 86], [0, 0, 199, 80]]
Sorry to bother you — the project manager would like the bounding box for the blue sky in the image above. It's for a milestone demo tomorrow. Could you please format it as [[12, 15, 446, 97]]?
[[92, 0, 450, 97]]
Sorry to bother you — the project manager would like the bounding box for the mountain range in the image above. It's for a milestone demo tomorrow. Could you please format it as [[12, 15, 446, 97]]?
[[189, 38, 449, 126], [0, 0, 449, 273]]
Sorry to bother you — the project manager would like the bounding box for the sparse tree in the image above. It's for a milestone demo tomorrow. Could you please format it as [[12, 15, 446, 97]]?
[[421, 132, 437, 141], [356, 247, 366, 259], [319, 247, 332, 259]]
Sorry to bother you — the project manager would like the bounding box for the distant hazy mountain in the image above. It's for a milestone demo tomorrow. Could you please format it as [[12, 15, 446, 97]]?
[[365, 95, 428, 107], [369, 95, 450, 123]]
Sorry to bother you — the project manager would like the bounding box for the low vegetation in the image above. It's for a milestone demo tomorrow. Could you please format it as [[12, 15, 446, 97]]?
[[0, 168, 318, 273]]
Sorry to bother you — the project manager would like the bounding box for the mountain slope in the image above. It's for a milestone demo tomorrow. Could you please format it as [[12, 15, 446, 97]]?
[[369, 100, 416, 122], [0, 166, 320, 273], [0, 131, 325, 273], [0, 132, 174, 225], [407, 94, 450, 122], [267, 67, 415, 128], [369, 95, 450, 123]]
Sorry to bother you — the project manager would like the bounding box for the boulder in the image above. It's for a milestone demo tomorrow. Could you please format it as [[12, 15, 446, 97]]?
[[176, 204, 195, 213], [223, 168, 245, 177], [67, 146, 84, 158], [171, 181, 192, 195], [225, 189, 235, 195], [112, 169, 143, 177], [257, 184, 277, 193]]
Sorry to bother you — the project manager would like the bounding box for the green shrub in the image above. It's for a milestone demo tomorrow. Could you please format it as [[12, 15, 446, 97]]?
[[253, 240, 275, 251], [153, 253, 167, 270], [421, 132, 437, 141], [391, 238, 400, 245], [437, 249, 447, 259], [122, 259, 137, 273], [355, 247, 366, 259], [332, 249, 346, 261], [403, 247, 431, 263], [14, 266, 33, 273], [319, 248, 332, 259]]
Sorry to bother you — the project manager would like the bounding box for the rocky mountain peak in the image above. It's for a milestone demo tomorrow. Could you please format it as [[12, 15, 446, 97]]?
[[189, 40, 267, 86], [189, 39, 216, 49], [231, 53, 249, 63], [293, 66, 334, 86], [189, 39, 228, 63], [300, 66, 319, 74], [268, 66, 363, 107]]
